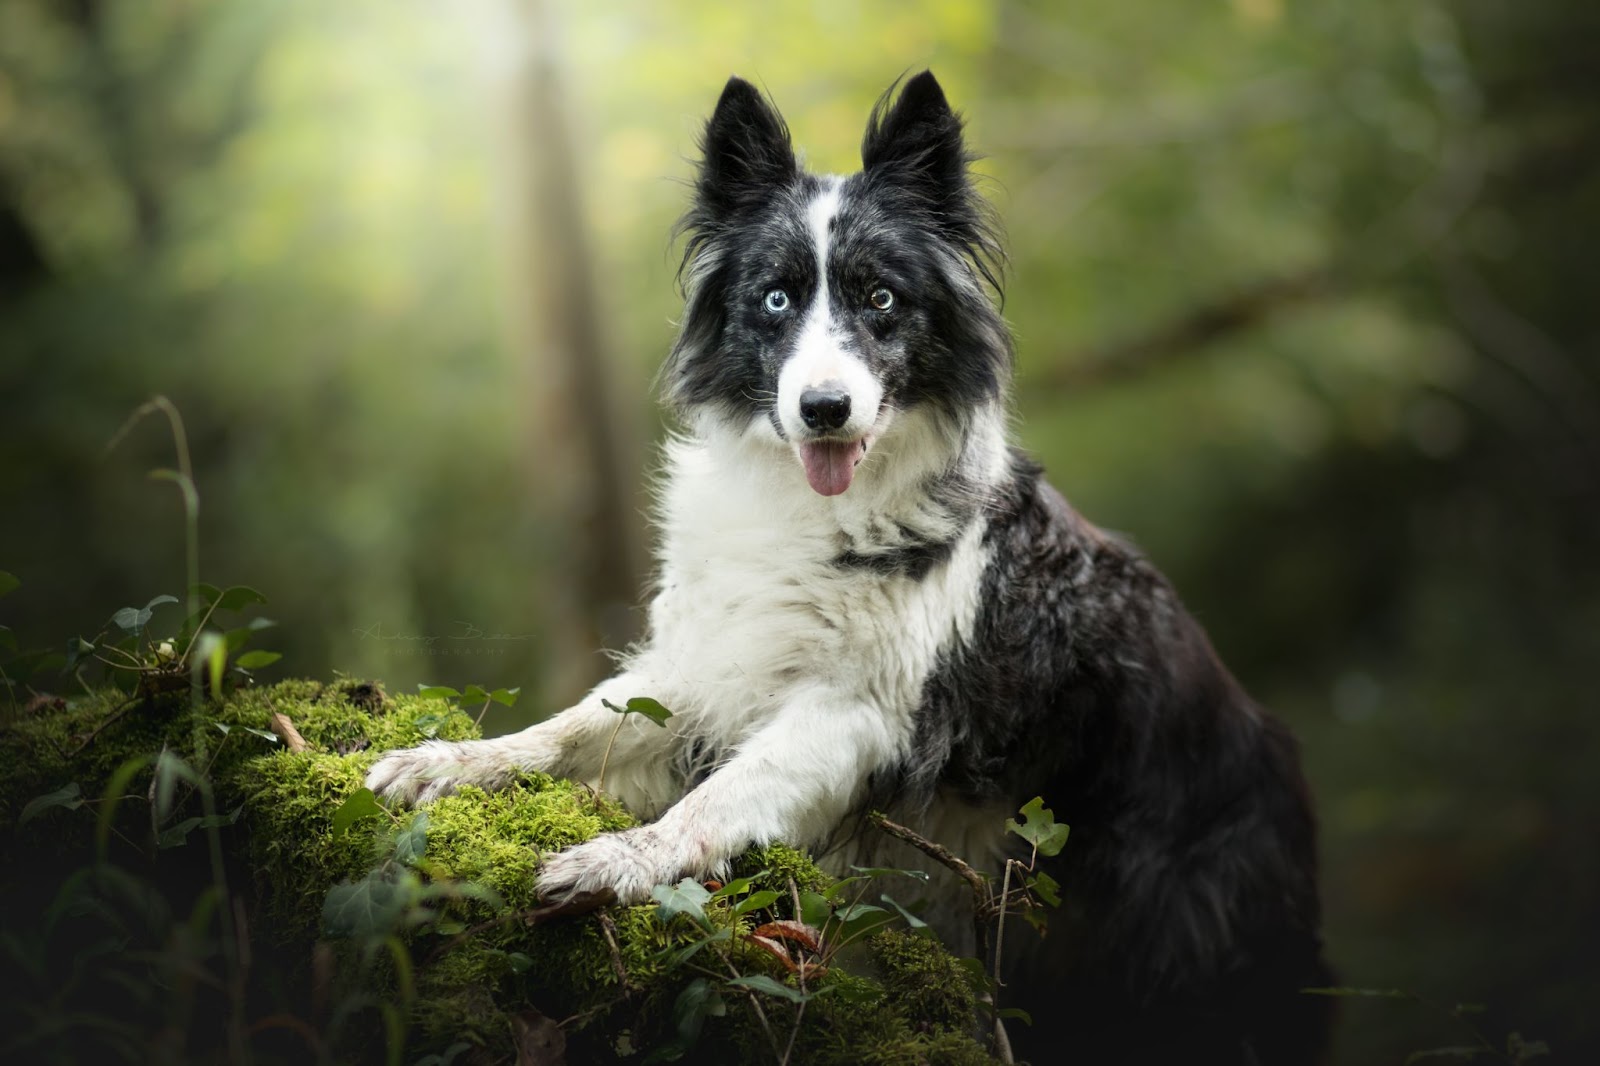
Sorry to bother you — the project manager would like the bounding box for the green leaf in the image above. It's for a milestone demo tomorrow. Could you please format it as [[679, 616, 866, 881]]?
[[235, 650, 281, 670], [396, 812, 430, 865], [322, 867, 419, 938], [726, 974, 809, 1003], [214, 585, 268, 612], [63, 635, 94, 668], [954, 956, 994, 996], [734, 890, 782, 916], [799, 890, 832, 930], [998, 1007, 1033, 1025], [1005, 796, 1070, 857], [461, 684, 490, 704], [651, 878, 712, 928], [0, 570, 19, 598], [658, 977, 725, 1060], [241, 726, 280, 744], [19, 783, 83, 825], [489, 687, 521, 706], [111, 605, 154, 634], [191, 582, 222, 606], [1027, 869, 1062, 908], [879, 892, 928, 930], [331, 788, 385, 836], [417, 684, 460, 700], [506, 951, 532, 973], [602, 696, 674, 726], [144, 594, 179, 611], [710, 875, 757, 899]]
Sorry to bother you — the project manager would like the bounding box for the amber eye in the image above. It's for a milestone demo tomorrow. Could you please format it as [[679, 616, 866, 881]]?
[[870, 288, 895, 311]]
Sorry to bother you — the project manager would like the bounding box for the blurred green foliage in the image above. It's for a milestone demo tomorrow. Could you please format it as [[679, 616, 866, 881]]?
[[1, 0, 1596, 1061]]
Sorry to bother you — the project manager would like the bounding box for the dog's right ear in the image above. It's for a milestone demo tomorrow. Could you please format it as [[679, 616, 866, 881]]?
[[695, 77, 797, 213]]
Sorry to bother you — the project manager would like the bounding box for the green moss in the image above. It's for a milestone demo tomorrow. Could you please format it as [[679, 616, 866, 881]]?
[[0, 679, 1000, 1065], [870, 929, 978, 1033]]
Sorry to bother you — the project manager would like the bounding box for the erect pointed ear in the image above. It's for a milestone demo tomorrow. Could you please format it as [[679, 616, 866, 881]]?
[[861, 70, 968, 193], [695, 77, 798, 214]]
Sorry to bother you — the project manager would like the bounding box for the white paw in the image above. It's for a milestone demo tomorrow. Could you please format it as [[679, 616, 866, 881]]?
[[537, 828, 681, 905], [365, 740, 485, 805]]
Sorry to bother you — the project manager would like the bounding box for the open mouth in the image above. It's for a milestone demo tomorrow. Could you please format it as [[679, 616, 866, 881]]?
[[798, 437, 869, 497]]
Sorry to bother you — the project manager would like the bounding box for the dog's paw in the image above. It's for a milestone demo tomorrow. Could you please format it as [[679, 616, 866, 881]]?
[[365, 741, 478, 805], [537, 828, 678, 905]]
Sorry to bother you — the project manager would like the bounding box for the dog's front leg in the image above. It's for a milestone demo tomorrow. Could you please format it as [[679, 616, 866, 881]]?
[[365, 664, 682, 812], [537, 689, 899, 904]]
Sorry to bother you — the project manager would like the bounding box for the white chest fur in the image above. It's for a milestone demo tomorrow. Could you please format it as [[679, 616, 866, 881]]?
[[640, 419, 995, 767]]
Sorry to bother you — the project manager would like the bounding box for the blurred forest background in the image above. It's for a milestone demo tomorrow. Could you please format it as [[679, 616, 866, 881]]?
[[0, 0, 1595, 1062]]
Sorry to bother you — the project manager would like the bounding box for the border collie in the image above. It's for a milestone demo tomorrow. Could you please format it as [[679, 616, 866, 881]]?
[[369, 72, 1332, 1064]]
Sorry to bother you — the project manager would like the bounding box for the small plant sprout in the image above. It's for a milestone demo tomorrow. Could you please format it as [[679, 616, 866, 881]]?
[[596, 697, 672, 798], [416, 682, 521, 727]]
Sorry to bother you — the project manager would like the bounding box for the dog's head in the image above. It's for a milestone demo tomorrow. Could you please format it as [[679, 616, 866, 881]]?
[[664, 72, 1011, 497]]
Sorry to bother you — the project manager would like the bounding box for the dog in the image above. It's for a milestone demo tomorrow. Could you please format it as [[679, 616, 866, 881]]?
[[368, 71, 1332, 1064]]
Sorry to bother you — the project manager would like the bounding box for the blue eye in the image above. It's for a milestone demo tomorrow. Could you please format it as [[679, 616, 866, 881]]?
[[764, 289, 790, 313], [870, 287, 894, 311]]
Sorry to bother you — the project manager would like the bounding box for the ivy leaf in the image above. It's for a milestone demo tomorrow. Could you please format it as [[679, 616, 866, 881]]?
[[1027, 869, 1062, 908], [235, 650, 281, 670], [396, 811, 430, 865], [461, 684, 491, 705], [191, 582, 222, 606], [331, 787, 384, 836], [214, 586, 268, 612], [1005, 796, 1070, 857], [602, 697, 673, 727], [19, 783, 84, 825], [322, 867, 418, 938], [111, 605, 154, 634], [489, 687, 521, 707], [651, 878, 712, 928], [417, 684, 461, 701]]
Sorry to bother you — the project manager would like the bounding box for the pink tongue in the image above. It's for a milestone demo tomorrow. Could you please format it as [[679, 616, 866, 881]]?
[[800, 440, 865, 496]]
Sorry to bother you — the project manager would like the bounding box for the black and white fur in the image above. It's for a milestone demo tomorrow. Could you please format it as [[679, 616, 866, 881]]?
[[368, 73, 1332, 1064]]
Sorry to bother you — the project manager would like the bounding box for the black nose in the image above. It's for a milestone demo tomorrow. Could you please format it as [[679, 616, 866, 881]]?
[[799, 386, 851, 432]]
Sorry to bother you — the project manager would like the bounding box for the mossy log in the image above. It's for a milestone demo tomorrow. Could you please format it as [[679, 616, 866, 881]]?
[[0, 680, 999, 1065]]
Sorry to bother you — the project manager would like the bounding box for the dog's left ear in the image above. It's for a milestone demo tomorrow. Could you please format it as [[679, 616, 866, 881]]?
[[861, 71, 970, 200]]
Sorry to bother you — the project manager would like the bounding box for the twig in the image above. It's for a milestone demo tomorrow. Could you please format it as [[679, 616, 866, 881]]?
[[779, 876, 806, 1066], [867, 812, 990, 906], [269, 712, 308, 753], [61, 696, 142, 758], [597, 910, 630, 991], [989, 859, 1019, 1064]]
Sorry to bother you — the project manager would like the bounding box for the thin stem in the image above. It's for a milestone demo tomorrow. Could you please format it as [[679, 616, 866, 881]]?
[[595, 714, 626, 797]]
